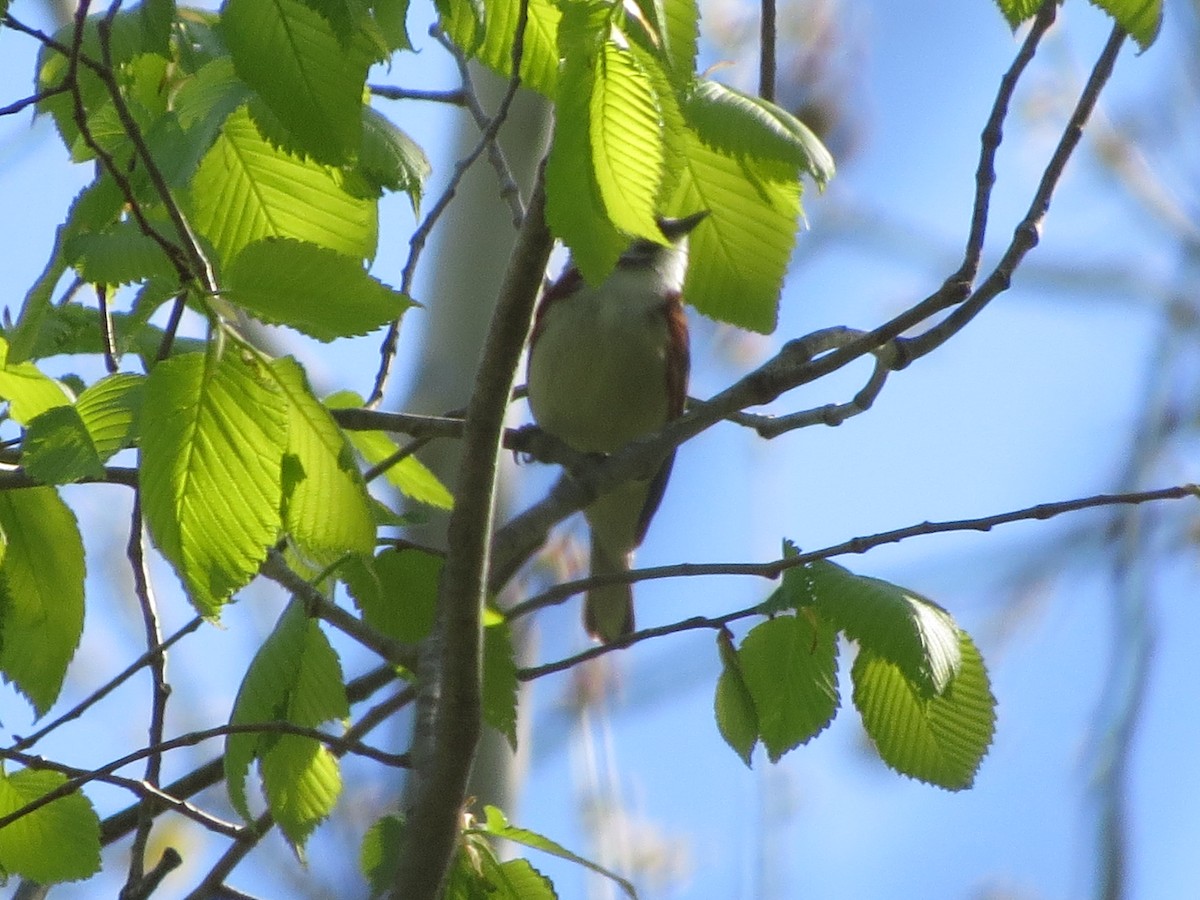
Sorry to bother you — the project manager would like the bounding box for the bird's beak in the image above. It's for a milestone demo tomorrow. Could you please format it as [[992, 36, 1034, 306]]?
[[656, 210, 710, 242]]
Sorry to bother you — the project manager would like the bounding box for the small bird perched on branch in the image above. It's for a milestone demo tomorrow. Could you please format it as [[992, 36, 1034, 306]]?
[[526, 211, 708, 643]]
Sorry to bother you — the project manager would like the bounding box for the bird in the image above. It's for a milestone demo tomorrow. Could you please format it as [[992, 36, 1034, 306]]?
[[526, 211, 707, 643]]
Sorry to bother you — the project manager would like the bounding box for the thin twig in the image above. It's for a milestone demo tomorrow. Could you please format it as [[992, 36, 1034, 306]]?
[[60, 0, 192, 283], [124, 497, 170, 892], [367, 23, 532, 407], [8, 616, 203, 753], [506, 484, 1198, 624], [517, 484, 1198, 677], [0, 84, 69, 117], [260, 550, 419, 671], [99, 665, 399, 846], [901, 23, 1127, 361], [3, 748, 245, 840], [722, 327, 898, 438], [0, 721, 409, 832], [181, 812, 272, 900], [97, 283, 120, 373], [370, 84, 467, 105], [758, 0, 776, 102], [434, 26, 526, 225], [955, 0, 1059, 287]]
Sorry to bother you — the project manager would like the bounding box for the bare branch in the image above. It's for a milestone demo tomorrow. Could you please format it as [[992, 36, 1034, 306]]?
[[901, 22, 1128, 361], [124, 498, 171, 893], [7, 616, 202, 754], [370, 84, 467, 105], [3, 748, 245, 840], [508, 484, 1198, 626], [393, 121, 550, 900], [367, 23, 532, 407], [759, 0, 776, 101], [955, 0, 1059, 287], [260, 550, 419, 671], [0, 722, 409, 833]]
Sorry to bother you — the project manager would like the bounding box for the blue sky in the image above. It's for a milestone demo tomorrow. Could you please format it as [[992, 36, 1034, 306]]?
[[1, 0, 1196, 897]]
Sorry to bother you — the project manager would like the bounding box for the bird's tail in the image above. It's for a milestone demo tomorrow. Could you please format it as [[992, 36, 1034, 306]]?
[[584, 537, 634, 644]]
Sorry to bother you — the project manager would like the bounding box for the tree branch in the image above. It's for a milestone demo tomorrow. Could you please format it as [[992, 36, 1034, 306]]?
[[391, 165, 552, 898], [514, 485, 1198, 677]]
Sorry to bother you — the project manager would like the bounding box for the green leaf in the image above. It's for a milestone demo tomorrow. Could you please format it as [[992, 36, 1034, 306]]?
[[343, 546, 441, 643], [75, 372, 145, 459], [1089, 0, 1161, 49], [483, 858, 556, 900], [448, 837, 556, 900], [360, 107, 431, 211], [140, 0, 176, 53], [852, 631, 996, 790], [659, 0, 697, 84], [140, 350, 287, 616], [21, 406, 106, 483], [993, 0, 1161, 50], [372, 0, 412, 50], [270, 357, 375, 564], [478, 805, 636, 897], [684, 80, 834, 187], [799, 559, 962, 696], [544, 7, 626, 282], [64, 219, 178, 286], [483, 621, 518, 749], [225, 601, 348, 849], [0, 489, 86, 715], [325, 390, 454, 509], [173, 56, 253, 154], [737, 613, 838, 762], [0, 340, 74, 423], [589, 38, 664, 240], [441, 0, 561, 95], [188, 105, 378, 267], [0, 768, 101, 883], [226, 238, 411, 340], [222, 0, 372, 164], [714, 630, 758, 766], [668, 128, 800, 333], [993, 0, 1041, 28], [361, 813, 405, 897]]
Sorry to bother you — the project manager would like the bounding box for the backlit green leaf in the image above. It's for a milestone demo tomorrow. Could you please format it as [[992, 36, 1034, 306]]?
[[344, 546, 441, 643], [684, 80, 834, 187], [271, 357, 375, 564], [226, 601, 348, 849], [479, 805, 636, 897], [222, 0, 372, 163], [544, 7, 626, 282], [484, 621, 518, 749], [140, 350, 287, 616], [0, 768, 101, 883], [852, 631, 996, 790], [226, 238, 411, 340], [325, 390, 454, 509], [360, 107, 431, 211], [668, 128, 800, 333], [0, 489, 86, 715], [714, 630, 758, 766], [800, 559, 962, 696], [589, 38, 663, 240], [189, 105, 378, 267], [21, 406, 106, 483], [441, 0, 561, 95], [738, 613, 838, 762]]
